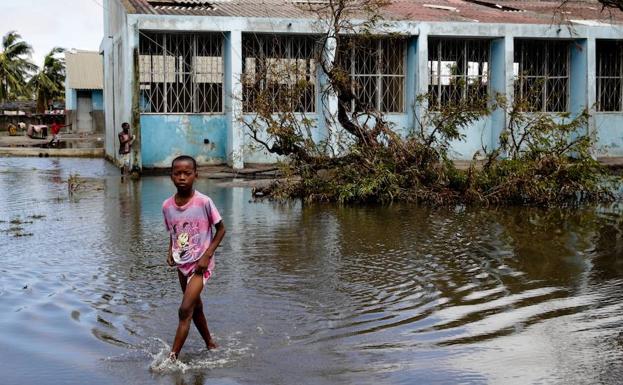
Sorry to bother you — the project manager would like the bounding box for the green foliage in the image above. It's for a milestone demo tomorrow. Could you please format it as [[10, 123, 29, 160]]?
[[246, 0, 617, 207], [252, 92, 615, 206], [67, 172, 82, 195], [29, 47, 65, 112], [0, 31, 37, 102]]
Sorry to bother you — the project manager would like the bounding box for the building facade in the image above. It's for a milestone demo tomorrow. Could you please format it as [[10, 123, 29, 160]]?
[[102, 0, 623, 170], [65, 50, 105, 133]]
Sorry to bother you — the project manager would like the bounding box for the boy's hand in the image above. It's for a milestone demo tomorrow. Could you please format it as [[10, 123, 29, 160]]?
[[167, 253, 175, 267], [195, 253, 212, 274]]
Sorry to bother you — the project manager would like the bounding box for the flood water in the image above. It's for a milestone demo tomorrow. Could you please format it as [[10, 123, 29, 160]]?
[[1, 157, 622, 385]]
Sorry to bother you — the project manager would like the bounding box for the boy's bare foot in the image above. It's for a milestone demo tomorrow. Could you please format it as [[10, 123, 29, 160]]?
[[168, 352, 177, 361], [207, 339, 218, 350]]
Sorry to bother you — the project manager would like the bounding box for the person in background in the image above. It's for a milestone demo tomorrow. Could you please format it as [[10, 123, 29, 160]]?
[[118, 122, 135, 178], [48, 120, 71, 147]]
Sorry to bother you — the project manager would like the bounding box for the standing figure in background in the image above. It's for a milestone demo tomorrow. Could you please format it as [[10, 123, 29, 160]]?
[[48, 120, 71, 147], [118, 122, 135, 178]]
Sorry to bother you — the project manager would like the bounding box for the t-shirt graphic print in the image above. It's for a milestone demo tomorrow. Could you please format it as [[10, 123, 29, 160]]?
[[162, 191, 222, 267]]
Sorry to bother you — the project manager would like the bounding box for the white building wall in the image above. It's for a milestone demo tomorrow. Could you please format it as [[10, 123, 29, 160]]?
[[103, 0, 129, 160], [102, 11, 623, 167]]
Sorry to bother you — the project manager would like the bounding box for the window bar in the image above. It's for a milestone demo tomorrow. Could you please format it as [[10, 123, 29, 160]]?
[[289, 36, 294, 111], [566, 45, 570, 112], [192, 34, 197, 113], [259, 37, 265, 93], [597, 43, 601, 111], [350, 42, 355, 111], [163, 33, 168, 114], [620, 46, 623, 111], [543, 45, 548, 113], [462, 41, 467, 101], [376, 39, 382, 111], [436, 40, 442, 110], [520, 42, 524, 106]]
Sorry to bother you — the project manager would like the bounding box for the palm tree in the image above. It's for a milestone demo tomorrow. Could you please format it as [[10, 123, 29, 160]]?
[[0, 31, 37, 102], [30, 47, 65, 113]]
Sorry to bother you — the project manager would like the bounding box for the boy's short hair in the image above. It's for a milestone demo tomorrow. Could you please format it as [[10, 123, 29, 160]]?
[[121, 122, 130, 129], [171, 155, 197, 171]]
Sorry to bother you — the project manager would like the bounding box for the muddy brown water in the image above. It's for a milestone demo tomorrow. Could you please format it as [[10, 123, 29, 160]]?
[[0, 157, 622, 385]]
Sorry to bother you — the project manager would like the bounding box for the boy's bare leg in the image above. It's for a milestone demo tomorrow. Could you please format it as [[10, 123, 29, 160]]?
[[176, 272, 218, 351], [171, 273, 204, 356], [192, 298, 218, 349]]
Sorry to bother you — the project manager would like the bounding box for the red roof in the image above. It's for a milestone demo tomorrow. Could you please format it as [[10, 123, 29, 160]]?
[[123, 0, 623, 24]]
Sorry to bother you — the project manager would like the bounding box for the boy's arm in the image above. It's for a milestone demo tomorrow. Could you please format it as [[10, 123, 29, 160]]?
[[196, 221, 226, 272], [167, 237, 174, 266]]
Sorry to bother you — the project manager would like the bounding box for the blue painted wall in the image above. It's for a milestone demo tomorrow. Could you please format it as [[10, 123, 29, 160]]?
[[140, 114, 228, 167], [92, 90, 104, 110], [449, 118, 492, 159], [242, 114, 323, 163], [570, 40, 588, 118], [489, 37, 507, 151], [385, 114, 410, 137], [596, 114, 623, 156], [66, 89, 77, 110], [405, 36, 418, 130]]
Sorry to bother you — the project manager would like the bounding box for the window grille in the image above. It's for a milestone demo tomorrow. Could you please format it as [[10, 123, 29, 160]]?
[[513, 40, 569, 113], [596, 40, 623, 112], [428, 38, 490, 110], [242, 34, 318, 113], [337, 37, 406, 113], [139, 31, 223, 114]]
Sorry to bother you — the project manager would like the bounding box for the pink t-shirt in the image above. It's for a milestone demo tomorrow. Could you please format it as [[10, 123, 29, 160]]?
[[162, 191, 222, 276]]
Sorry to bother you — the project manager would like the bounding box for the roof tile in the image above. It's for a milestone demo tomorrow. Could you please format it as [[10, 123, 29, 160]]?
[[122, 0, 623, 24]]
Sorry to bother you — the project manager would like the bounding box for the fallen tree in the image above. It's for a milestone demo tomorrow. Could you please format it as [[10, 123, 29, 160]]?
[[241, 0, 617, 206]]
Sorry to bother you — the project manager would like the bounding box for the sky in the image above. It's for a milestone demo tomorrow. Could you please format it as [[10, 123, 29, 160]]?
[[0, 0, 104, 67]]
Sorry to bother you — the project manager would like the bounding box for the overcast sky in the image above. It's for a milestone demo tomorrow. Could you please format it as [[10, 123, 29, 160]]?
[[1, 0, 103, 67]]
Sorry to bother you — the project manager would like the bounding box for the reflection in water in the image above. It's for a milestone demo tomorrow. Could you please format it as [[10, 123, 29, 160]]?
[[0, 158, 622, 385]]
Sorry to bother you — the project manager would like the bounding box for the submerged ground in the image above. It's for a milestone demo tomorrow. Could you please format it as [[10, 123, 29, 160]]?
[[0, 157, 622, 385]]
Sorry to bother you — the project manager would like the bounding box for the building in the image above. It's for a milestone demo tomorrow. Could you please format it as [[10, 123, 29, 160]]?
[[102, 0, 623, 170], [65, 50, 105, 133]]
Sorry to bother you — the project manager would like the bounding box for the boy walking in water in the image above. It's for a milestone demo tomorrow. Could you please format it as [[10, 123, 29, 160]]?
[[162, 155, 226, 360]]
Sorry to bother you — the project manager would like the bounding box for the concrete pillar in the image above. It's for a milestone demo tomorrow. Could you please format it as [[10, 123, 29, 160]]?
[[319, 33, 339, 156], [585, 38, 597, 149], [102, 37, 116, 158], [65, 88, 78, 132], [224, 31, 244, 169], [405, 35, 417, 132], [504, 36, 515, 109], [568, 38, 594, 156], [414, 28, 429, 130], [570, 39, 589, 117], [489, 37, 509, 150], [128, 24, 142, 171]]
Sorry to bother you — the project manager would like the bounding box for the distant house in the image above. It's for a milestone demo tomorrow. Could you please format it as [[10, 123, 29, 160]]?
[[0, 100, 36, 116], [65, 50, 105, 133], [102, 0, 623, 170]]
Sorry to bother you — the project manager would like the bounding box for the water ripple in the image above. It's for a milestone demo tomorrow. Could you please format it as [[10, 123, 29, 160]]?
[[1, 158, 622, 385]]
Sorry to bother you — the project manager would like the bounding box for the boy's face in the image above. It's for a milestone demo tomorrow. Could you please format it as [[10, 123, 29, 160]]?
[[171, 160, 197, 193]]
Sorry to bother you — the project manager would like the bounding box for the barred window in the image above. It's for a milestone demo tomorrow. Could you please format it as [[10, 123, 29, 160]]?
[[596, 40, 623, 112], [242, 34, 318, 113], [338, 37, 406, 113], [139, 32, 223, 114], [514, 40, 569, 112], [428, 38, 489, 110]]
